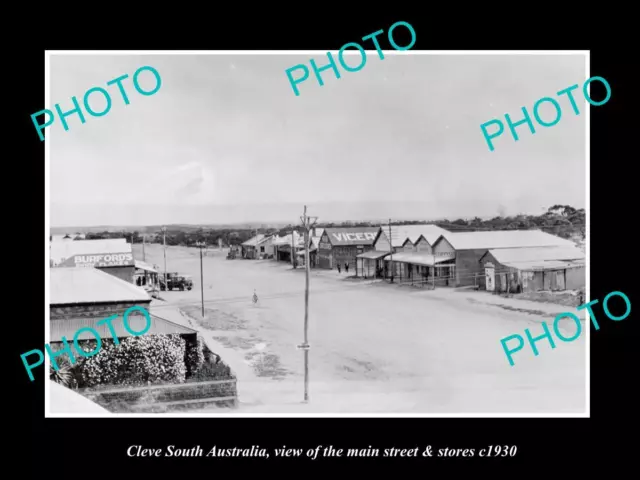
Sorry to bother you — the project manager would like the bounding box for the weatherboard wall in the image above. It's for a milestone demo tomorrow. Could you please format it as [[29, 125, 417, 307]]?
[[317, 228, 381, 270]]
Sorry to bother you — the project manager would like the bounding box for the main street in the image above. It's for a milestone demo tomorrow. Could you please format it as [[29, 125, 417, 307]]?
[[136, 243, 586, 414]]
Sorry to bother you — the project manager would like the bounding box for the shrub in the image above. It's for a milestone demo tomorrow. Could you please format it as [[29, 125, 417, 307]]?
[[188, 359, 234, 382], [185, 336, 205, 376], [78, 335, 187, 388]]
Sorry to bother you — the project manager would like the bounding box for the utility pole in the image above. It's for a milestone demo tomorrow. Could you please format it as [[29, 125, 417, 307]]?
[[162, 226, 167, 292], [388, 219, 394, 283], [196, 241, 205, 317], [298, 205, 317, 403], [291, 227, 296, 268], [142, 234, 146, 262]]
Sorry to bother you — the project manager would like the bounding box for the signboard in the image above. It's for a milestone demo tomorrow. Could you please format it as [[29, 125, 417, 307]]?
[[319, 241, 332, 250], [59, 252, 134, 268], [331, 232, 377, 242]]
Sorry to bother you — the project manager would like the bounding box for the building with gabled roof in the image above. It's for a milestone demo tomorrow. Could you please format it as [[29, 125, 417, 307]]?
[[317, 227, 381, 270], [50, 238, 134, 283], [241, 234, 267, 259], [479, 245, 585, 293], [430, 229, 577, 287], [49, 267, 197, 343], [272, 231, 304, 264], [374, 224, 451, 252]]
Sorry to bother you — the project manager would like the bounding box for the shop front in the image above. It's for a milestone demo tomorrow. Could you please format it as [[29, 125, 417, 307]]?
[[317, 227, 381, 270], [134, 260, 160, 297], [57, 250, 135, 283]]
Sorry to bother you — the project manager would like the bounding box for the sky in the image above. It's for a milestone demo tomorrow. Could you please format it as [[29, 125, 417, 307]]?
[[49, 53, 587, 227]]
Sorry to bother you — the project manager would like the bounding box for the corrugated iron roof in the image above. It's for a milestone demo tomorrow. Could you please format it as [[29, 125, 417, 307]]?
[[379, 225, 451, 248], [50, 267, 151, 305], [356, 250, 390, 260], [436, 230, 575, 251], [501, 259, 585, 271], [135, 260, 157, 273], [241, 234, 266, 247], [489, 245, 585, 265], [312, 228, 325, 238], [390, 225, 449, 247], [50, 238, 129, 265], [49, 313, 197, 342], [385, 252, 455, 266], [323, 227, 381, 246], [272, 232, 303, 246]]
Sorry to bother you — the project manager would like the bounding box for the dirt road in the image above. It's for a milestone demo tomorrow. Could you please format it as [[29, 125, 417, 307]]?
[[137, 244, 586, 414]]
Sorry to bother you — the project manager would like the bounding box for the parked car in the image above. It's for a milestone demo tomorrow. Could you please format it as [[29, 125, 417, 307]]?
[[159, 273, 193, 291]]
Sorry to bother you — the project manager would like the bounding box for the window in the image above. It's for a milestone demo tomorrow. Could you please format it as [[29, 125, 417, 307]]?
[[260, 246, 265, 253]]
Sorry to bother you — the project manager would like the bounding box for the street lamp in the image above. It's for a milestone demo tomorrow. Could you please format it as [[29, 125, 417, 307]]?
[[195, 241, 206, 317]]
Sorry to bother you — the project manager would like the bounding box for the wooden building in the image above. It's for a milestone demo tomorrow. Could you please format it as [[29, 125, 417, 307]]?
[[295, 228, 325, 268], [431, 230, 577, 288], [50, 238, 135, 284], [49, 267, 197, 345], [372, 225, 451, 280], [317, 227, 381, 270], [134, 260, 160, 297], [240, 234, 265, 259], [480, 245, 585, 293], [272, 232, 303, 264]]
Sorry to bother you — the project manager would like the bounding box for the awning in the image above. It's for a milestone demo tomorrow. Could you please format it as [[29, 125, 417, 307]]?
[[384, 252, 455, 267], [135, 260, 157, 273], [501, 259, 585, 271], [356, 250, 391, 260], [296, 248, 316, 256]]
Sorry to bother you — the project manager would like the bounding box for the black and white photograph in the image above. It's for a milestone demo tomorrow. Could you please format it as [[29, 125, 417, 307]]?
[[44, 51, 588, 416]]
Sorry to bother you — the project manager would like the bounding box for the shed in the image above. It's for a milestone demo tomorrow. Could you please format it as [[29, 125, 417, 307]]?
[[431, 230, 577, 288], [240, 234, 266, 259], [480, 246, 585, 293], [272, 232, 304, 264]]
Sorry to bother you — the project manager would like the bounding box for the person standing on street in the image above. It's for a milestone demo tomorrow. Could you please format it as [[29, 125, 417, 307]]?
[[344, 261, 349, 274], [337, 262, 341, 274]]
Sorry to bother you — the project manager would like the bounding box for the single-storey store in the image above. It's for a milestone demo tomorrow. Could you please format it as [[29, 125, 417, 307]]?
[[49, 267, 197, 345], [431, 230, 577, 288], [134, 260, 160, 297], [272, 232, 303, 264], [480, 245, 585, 293], [241, 234, 274, 259], [317, 227, 381, 270], [383, 251, 456, 286], [372, 225, 451, 280], [50, 238, 135, 283]]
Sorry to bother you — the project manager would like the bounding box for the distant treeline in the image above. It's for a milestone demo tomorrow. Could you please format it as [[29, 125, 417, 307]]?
[[72, 205, 585, 247]]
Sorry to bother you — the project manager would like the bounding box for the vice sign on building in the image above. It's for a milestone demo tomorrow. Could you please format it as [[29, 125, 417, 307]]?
[[285, 21, 417, 97]]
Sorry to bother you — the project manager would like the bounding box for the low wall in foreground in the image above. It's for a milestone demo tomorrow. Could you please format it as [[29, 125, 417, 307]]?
[[78, 378, 238, 412]]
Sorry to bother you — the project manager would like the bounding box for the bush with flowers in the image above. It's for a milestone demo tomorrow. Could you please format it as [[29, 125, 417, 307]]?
[[77, 334, 187, 388], [185, 335, 205, 376]]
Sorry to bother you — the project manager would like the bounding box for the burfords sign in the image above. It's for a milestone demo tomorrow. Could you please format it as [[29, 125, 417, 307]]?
[[59, 252, 134, 268]]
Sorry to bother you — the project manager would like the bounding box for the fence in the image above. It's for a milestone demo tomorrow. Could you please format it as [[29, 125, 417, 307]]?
[[79, 378, 238, 413]]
